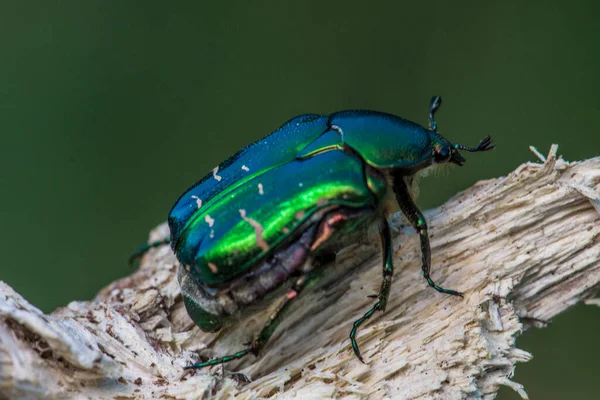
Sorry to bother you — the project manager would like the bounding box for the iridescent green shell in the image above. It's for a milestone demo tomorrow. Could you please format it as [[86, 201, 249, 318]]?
[[168, 110, 443, 330], [172, 146, 382, 286], [169, 111, 440, 286]]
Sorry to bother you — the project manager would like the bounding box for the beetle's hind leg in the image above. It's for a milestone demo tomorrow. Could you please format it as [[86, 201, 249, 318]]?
[[392, 176, 462, 297], [349, 218, 393, 363], [184, 274, 310, 369], [128, 238, 171, 266]]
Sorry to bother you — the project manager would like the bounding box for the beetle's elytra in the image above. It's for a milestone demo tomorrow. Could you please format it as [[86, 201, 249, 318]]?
[[132, 96, 494, 369]]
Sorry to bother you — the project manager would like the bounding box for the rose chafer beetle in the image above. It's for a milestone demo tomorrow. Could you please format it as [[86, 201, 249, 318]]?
[[132, 96, 494, 369]]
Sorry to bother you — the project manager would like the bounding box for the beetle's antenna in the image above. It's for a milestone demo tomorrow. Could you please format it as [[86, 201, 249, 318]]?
[[453, 136, 495, 152], [428, 96, 442, 131]]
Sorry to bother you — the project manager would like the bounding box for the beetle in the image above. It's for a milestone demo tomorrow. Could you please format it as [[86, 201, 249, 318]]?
[[132, 96, 494, 369]]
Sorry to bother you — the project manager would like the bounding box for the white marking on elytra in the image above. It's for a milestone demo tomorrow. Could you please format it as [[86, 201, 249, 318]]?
[[212, 166, 222, 181], [210, 229, 215, 239], [258, 183, 264, 195], [239, 209, 269, 251], [207, 262, 218, 274], [205, 215, 215, 227], [298, 182, 303, 187], [241, 165, 250, 172], [331, 124, 344, 142], [191, 195, 202, 209]]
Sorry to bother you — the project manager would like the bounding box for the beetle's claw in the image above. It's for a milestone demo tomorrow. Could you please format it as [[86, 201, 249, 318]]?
[[352, 345, 366, 364], [128, 247, 147, 266], [350, 330, 365, 363], [444, 289, 464, 298]]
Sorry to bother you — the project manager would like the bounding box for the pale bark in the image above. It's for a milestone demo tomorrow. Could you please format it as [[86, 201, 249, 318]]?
[[1, 145, 598, 400]]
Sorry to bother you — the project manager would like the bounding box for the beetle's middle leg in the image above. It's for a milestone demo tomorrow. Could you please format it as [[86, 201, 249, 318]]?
[[349, 218, 392, 362], [392, 176, 462, 297], [184, 274, 310, 369]]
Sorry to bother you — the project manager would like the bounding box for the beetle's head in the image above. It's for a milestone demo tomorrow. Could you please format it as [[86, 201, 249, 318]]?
[[427, 95, 495, 167]]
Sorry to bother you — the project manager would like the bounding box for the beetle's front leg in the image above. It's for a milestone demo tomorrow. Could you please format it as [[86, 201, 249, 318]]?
[[392, 177, 462, 297], [184, 274, 310, 369], [349, 218, 393, 363]]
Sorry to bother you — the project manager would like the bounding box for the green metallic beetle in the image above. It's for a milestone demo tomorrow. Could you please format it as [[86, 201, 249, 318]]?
[[133, 96, 494, 369]]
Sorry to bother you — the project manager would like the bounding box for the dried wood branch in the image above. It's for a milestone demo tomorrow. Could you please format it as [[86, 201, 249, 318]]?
[[1, 146, 598, 400]]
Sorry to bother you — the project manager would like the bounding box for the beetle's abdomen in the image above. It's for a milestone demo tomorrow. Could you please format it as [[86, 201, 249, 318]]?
[[177, 205, 374, 331], [174, 150, 381, 286]]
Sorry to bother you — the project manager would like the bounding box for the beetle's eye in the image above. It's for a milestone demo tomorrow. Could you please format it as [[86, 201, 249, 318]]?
[[434, 146, 451, 163]]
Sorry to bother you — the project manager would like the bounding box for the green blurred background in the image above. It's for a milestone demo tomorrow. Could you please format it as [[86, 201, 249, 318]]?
[[1, 2, 598, 398]]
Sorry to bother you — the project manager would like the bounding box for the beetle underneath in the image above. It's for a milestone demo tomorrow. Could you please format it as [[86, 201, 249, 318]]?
[[131, 96, 494, 369]]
